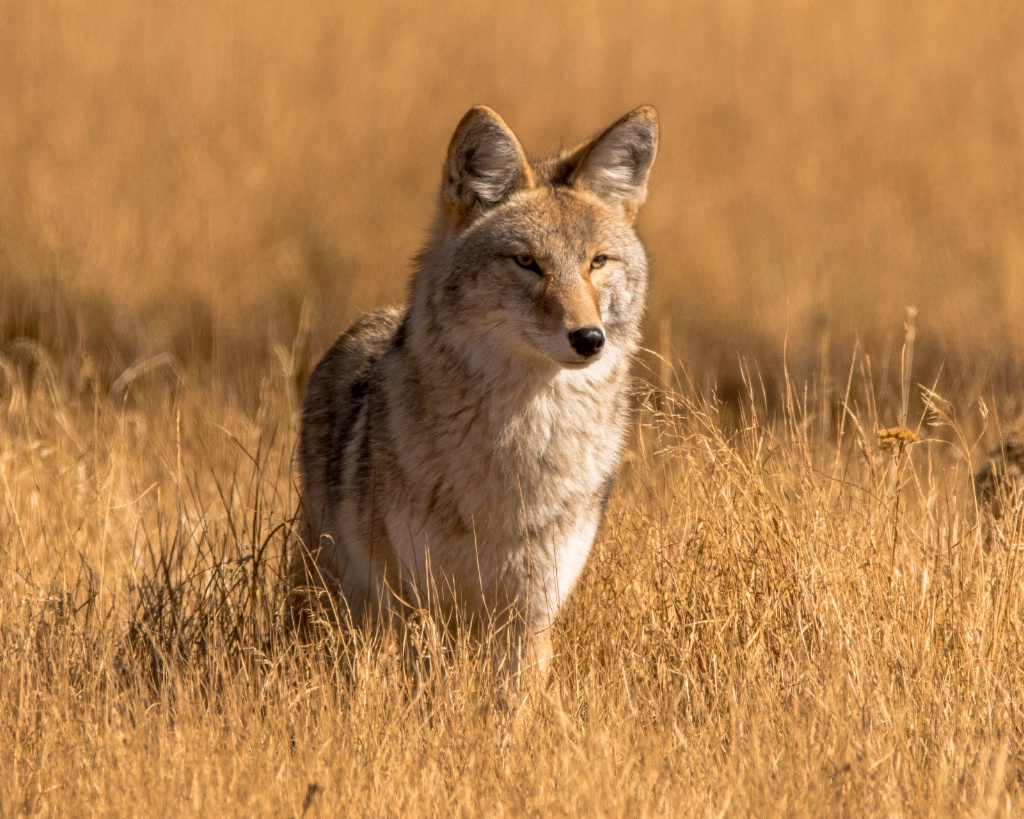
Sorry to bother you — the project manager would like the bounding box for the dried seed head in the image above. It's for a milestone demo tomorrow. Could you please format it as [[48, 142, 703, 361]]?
[[878, 427, 921, 453]]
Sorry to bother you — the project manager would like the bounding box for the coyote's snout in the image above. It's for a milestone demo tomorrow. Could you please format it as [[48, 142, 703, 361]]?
[[568, 325, 604, 358], [291, 104, 658, 678]]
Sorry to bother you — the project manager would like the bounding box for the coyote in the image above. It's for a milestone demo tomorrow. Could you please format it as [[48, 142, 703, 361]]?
[[291, 105, 658, 676]]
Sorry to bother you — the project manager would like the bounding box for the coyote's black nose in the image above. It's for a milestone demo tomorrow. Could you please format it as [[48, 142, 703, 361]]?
[[568, 327, 605, 358]]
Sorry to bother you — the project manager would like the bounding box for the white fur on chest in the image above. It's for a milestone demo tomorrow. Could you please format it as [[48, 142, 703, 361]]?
[[435, 358, 620, 529], [385, 355, 626, 622]]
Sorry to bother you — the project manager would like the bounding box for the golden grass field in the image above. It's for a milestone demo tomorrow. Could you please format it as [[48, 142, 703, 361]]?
[[2, 1, 1024, 815]]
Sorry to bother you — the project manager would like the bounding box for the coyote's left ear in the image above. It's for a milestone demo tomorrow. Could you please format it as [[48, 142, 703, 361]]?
[[569, 106, 659, 221]]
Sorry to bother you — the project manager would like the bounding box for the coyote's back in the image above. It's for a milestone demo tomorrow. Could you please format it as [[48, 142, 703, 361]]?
[[291, 105, 658, 675]]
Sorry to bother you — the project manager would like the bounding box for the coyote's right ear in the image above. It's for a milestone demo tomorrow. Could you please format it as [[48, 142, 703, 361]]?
[[442, 106, 534, 225]]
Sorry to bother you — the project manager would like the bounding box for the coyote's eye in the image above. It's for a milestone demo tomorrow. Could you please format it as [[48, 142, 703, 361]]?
[[590, 255, 608, 270], [513, 254, 543, 275]]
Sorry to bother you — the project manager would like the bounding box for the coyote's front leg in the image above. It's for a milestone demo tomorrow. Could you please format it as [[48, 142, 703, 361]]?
[[494, 620, 554, 692]]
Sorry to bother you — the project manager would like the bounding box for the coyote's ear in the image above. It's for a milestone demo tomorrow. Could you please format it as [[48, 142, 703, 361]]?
[[569, 106, 659, 221], [442, 106, 534, 224]]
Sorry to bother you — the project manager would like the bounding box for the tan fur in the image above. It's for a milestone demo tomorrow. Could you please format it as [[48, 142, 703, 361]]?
[[290, 106, 658, 677]]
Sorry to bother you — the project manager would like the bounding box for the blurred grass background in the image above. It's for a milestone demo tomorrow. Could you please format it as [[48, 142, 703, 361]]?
[[4, 4, 1024, 814], [2, 0, 1022, 398]]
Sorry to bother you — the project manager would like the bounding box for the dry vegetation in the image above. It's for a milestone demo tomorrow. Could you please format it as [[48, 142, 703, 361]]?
[[2, 1, 1024, 815]]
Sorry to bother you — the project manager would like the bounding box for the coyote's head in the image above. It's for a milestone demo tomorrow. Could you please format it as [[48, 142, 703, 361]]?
[[412, 106, 658, 374]]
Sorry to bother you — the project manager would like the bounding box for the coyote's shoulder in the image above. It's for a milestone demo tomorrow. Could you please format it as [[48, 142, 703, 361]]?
[[291, 105, 658, 674]]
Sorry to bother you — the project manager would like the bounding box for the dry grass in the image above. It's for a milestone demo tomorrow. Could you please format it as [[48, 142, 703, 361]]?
[[2, 1, 1024, 815]]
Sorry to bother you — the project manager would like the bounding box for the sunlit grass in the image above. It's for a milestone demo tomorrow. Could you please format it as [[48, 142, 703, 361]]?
[[3, 333, 1022, 814], [2, 0, 1024, 814]]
